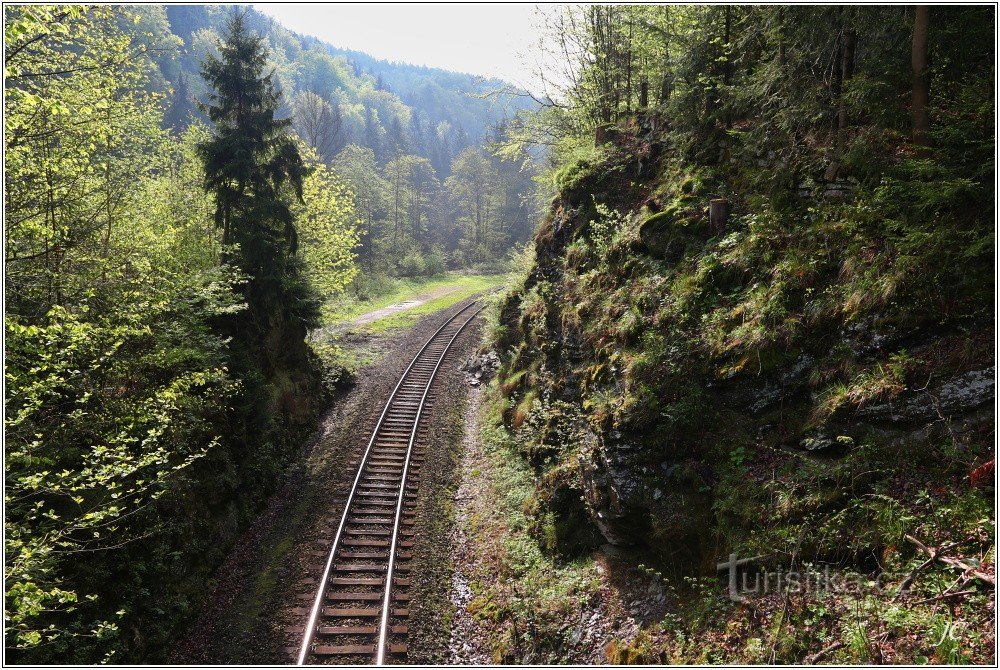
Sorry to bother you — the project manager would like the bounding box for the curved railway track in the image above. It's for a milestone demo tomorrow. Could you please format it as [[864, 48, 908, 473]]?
[[296, 301, 483, 665]]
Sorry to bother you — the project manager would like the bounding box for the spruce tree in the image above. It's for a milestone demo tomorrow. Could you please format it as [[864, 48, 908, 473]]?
[[197, 8, 321, 457], [164, 71, 194, 131], [198, 9, 313, 331]]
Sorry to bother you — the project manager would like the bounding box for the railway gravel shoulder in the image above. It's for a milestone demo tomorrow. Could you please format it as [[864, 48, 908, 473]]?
[[398, 322, 474, 664]]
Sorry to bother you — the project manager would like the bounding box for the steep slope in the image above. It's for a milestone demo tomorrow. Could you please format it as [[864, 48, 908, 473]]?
[[497, 123, 993, 552], [483, 110, 994, 660]]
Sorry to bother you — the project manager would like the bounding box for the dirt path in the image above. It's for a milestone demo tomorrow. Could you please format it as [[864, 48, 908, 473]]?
[[169, 297, 481, 664], [322, 284, 463, 334]]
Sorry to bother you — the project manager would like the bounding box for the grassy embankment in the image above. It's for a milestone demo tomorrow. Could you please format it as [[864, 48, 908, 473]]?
[[311, 272, 510, 384], [326, 272, 507, 331]]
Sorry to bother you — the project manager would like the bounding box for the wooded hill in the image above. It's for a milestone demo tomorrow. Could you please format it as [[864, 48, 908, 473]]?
[[134, 5, 540, 275], [481, 5, 995, 663], [147, 5, 531, 169]]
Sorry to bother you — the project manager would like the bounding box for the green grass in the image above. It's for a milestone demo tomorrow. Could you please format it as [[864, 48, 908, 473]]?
[[356, 273, 508, 333], [309, 272, 511, 383], [324, 272, 508, 327]]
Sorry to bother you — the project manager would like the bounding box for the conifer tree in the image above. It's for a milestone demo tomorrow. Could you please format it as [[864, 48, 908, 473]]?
[[198, 9, 311, 324], [164, 70, 194, 131]]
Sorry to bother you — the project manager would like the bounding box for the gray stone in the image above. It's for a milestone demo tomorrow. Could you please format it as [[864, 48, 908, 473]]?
[[857, 367, 994, 423]]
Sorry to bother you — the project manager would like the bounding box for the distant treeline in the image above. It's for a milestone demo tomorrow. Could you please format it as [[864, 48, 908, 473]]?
[[143, 5, 541, 274]]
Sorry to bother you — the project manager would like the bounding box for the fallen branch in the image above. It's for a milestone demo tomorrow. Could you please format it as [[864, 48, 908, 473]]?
[[913, 589, 977, 606], [905, 534, 995, 586], [805, 640, 844, 664], [896, 540, 959, 598]]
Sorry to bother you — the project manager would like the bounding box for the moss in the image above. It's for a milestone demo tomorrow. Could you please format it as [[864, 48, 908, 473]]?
[[553, 158, 594, 192], [638, 206, 710, 263], [511, 389, 537, 429]]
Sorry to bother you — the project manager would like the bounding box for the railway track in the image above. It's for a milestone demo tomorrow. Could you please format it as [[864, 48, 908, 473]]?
[[296, 301, 483, 665]]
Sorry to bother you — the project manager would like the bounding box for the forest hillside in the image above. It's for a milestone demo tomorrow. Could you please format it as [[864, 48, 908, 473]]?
[[473, 5, 995, 663], [143, 5, 541, 276]]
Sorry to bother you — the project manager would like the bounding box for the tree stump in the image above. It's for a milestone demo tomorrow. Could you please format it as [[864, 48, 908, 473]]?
[[594, 123, 609, 146], [710, 198, 729, 235]]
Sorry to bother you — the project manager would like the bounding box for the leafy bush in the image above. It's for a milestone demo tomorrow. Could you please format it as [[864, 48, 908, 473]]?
[[5, 271, 240, 660], [397, 250, 428, 277], [423, 247, 448, 276]]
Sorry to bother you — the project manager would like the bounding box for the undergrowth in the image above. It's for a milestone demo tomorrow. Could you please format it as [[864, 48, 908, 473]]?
[[460, 379, 602, 664]]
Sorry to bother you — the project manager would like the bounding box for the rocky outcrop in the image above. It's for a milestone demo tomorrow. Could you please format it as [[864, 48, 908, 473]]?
[[856, 367, 994, 424], [492, 129, 994, 571], [580, 431, 648, 546]]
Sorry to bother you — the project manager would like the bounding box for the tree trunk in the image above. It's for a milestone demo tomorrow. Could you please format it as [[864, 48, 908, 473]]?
[[659, 72, 672, 104], [102, 107, 113, 259], [835, 19, 857, 162], [777, 7, 786, 65], [659, 7, 672, 104], [911, 5, 931, 145], [710, 198, 729, 235], [624, 14, 633, 116], [723, 6, 732, 87], [723, 6, 733, 128]]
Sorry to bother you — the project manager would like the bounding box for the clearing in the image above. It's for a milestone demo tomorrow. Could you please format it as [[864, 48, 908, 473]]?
[[321, 272, 507, 334]]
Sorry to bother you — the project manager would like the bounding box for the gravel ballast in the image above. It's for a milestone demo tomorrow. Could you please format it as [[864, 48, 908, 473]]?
[[170, 299, 483, 664]]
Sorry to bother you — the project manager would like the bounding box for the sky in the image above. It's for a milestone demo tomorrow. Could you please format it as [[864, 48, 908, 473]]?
[[252, 3, 549, 88]]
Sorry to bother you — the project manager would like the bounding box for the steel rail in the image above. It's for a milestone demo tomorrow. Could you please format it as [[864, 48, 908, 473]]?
[[374, 304, 483, 664], [296, 300, 481, 665]]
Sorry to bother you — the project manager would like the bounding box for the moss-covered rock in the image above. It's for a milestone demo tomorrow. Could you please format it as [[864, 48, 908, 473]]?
[[638, 207, 710, 263], [488, 108, 994, 593]]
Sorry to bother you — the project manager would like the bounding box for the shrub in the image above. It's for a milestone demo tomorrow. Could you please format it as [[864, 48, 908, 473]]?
[[424, 247, 448, 276], [397, 250, 428, 277]]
